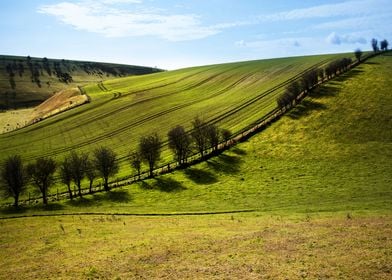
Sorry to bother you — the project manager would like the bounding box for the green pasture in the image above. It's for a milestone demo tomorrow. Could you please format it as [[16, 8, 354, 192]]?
[[0, 53, 350, 188], [0, 53, 391, 279], [1, 53, 390, 214], [1, 213, 391, 279]]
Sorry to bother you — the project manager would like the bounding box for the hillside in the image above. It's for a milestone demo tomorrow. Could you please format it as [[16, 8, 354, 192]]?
[[0, 54, 391, 279], [0, 53, 350, 181], [0, 55, 161, 110]]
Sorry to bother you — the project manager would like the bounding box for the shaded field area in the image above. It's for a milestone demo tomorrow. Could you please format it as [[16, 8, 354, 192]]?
[[0, 213, 391, 279]]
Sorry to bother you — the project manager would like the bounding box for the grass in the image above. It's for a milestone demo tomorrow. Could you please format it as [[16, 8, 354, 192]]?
[[1, 53, 390, 213], [0, 53, 391, 279], [0, 213, 391, 279], [0, 53, 350, 197]]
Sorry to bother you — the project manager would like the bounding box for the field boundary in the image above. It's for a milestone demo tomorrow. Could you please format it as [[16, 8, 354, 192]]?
[[0, 209, 256, 220]]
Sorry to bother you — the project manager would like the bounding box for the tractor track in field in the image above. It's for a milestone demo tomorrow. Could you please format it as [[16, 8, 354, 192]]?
[[1, 57, 334, 161]]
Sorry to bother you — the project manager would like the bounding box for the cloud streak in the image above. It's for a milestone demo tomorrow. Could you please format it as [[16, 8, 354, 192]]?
[[260, 0, 392, 22], [37, 1, 239, 41]]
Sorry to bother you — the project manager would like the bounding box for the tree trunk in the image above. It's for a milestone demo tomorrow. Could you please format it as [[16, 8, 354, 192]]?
[[13, 194, 19, 208], [89, 180, 93, 193], [67, 184, 73, 200], [77, 181, 82, 197], [42, 191, 48, 205], [104, 177, 110, 191]]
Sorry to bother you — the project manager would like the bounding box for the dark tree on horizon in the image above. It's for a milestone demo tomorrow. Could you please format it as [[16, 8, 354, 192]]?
[[380, 39, 389, 51], [355, 48, 363, 62], [0, 155, 26, 208], [371, 38, 379, 52]]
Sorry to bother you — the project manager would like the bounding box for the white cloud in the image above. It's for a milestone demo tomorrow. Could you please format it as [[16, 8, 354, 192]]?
[[37, 1, 236, 41], [326, 32, 367, 45], [261, 0, 392, 22]]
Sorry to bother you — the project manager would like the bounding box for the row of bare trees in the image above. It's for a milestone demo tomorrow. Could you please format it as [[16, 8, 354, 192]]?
[[277, 56, 353, 110], [1, 118, 231, 208], [0, 147, 119, 207], [129, 118, 231, 178]]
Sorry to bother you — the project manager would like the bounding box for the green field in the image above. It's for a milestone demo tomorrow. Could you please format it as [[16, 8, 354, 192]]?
[[0, 53, 350, 185], [0, 55, 160, 110], [0, 53, 391, 279]]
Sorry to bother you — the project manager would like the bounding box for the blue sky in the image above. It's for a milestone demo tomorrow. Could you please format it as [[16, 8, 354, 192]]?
[[1, 0, 391, 69]]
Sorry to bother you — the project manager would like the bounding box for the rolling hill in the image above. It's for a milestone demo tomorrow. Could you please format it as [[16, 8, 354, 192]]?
[[0, 53, 351, 183], [0, 53, 391, 279], [0, 55, 161, 110]]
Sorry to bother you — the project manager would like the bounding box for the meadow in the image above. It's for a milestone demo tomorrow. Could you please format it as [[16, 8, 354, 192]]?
[[0, 53, 391, 279], [0, 53, 350, 190]]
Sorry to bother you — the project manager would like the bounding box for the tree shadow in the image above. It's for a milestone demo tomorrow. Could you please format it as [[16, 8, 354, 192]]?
[[231, 147, 247, 156], [67, 190, 132, 207], [0, 205, 28, 215], [153, 177, 186, 192], [207, 154, 242, 174], [31, 202, 65, 212], [287, 99, 327, 120], [333, 69, 363, 82], [310, 84, 339, 99], [184, 168, 218, 185], [363, 61, 379, 65]]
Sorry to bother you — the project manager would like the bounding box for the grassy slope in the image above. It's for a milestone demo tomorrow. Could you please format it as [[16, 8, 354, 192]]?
[[0, 54, 346, 187], [1, 53, 390, 214], [0, 54, 391, 279], [0, 55, 159, 109]]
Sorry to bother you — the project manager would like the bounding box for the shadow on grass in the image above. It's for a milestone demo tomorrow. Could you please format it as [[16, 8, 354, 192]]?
[[207, 153, 243, 174], [67, 190, 132, 207], [287, 99, 327, 120], [0, 205, 28, 215], [334, 69, 364, 82], [185, 168, 218, 185], [310, 84, 339, 99], [232, 147, 247, 156], [154, 177, 186, 192]]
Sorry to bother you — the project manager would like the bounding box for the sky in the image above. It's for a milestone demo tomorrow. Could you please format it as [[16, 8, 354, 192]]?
[[1, 0, 391, 70]]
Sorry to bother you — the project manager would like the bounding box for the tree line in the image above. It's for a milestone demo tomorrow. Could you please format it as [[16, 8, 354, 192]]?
[[0, 117, 231, 208]]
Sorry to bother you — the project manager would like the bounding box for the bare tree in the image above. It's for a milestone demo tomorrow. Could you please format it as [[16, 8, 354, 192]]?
[[59, 156, 73, 200], [69, 151, 88, 197], [355, 49, 363, 62], [93, 147, 119, 191], [371, 38, 379, 52], [168, 125, 191, 165], [129, 151, 142, 179], [139, 133, 161, 177], [206, 124, 220, 152], [191, 117, 209, 157], [221, 128, 232, 143], [85, 159, 97, 194], [27, 158, 56, 205], [0, 155, 26, 208]]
